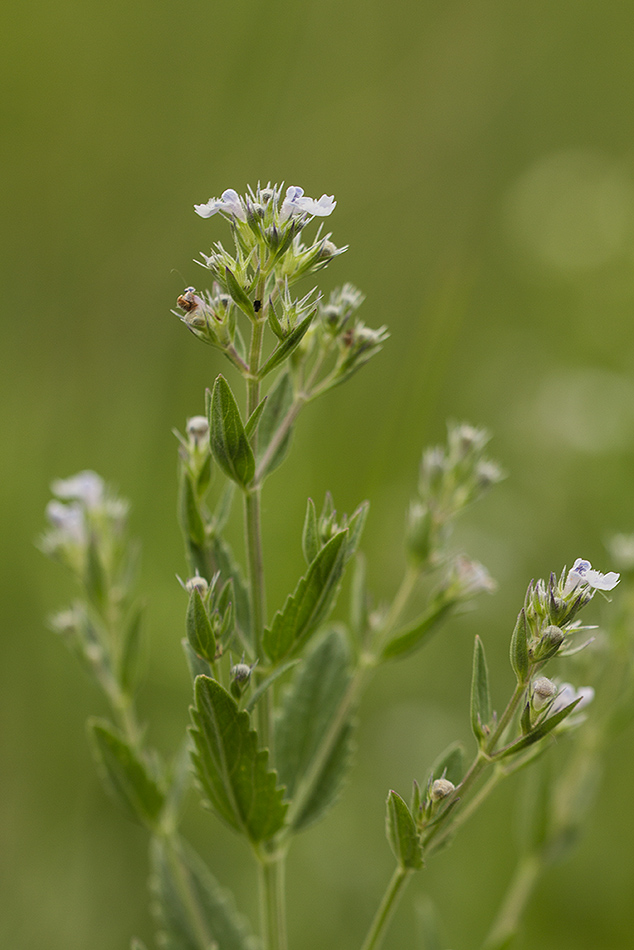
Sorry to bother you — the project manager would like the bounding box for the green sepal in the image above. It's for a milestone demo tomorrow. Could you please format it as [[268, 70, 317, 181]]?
[[262, 530, 348, 663], [510, 608, 530, 684], [380, 596, 454, 662], [498, 698, 582, 759], [208, 375, 255, 489], [386, 790, 424, 869], [520, 701, 532, 736], [244, 659, 301, 713], [119, 601, 144, 694], [267, 297, 286, 340], [256, 371, 294, 480], [429, 740, 465, 786], [470, 636, 492, 745], [150, 835, 257, 950], [189, 676, 287, 842], [186, 588, 216, 662], [225, 266, 256, 320], [257, 308, 316, 379], [276, 629, 355, 831], [178, 470, 206, 547], [302, 498, 319, 564], [87, 718, 165, 829]]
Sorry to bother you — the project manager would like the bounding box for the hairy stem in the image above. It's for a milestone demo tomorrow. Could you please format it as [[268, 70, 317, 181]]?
[[258, 850, 288, 950]]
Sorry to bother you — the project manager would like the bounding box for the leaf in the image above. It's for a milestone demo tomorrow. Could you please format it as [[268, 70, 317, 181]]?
[[498, 698, 582, 759], [85, 533, 107, 608], [349, 552, 369, 642], [262, 530, 348, 663], [275, 629, 355, 831], [179, 471, 207, 547], [510, 608, 529, 684], [257, 308, 316, 379], [380, 598, 455, 662], [151, 835, 257, 950], [244, 658, 301, 713], [88, 718, 165, 829], [119, 601, 144, 694], [189, 676, 287, 842], [429, 741, 464, 787], [186, 589, 216, 662], [225, 266, 256, 321], [208, 375, 255, 489], [244, 397, 267, 442], [386, 790, 423, 869], [302, 498, 319, 564], [209, 536, 251, 649], [470, 636, 491, 745], [256, 371, 294, 479], [343, 501, 369, 562]]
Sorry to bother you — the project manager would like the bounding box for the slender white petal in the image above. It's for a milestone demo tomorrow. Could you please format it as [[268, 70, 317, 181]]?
[[564, 557, 620, 593]]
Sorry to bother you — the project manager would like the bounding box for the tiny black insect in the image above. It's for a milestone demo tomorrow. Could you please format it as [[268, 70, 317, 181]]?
[[254, 299, 262, 312]]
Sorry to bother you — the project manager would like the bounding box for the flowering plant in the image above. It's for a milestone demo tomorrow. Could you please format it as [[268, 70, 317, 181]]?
[[41, 183, 632, 950]]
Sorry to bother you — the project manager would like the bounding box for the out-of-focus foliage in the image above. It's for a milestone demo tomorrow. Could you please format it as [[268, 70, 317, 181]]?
[[3, 1, 634, 948]]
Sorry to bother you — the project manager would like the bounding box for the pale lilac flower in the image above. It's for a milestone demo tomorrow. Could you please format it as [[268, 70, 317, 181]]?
[[45, 500, 86, 544], [551, 682, 595, 715], [279, 186, 336, 221], [194, 189, 247, 222], [51, 471, 104, 510], [564, 557, 620, 594]]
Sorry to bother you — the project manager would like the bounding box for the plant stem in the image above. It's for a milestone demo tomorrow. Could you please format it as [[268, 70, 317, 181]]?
[[481, 852, 541, 950], [359, 866, 412, 950], [258, 850, 288, 950]]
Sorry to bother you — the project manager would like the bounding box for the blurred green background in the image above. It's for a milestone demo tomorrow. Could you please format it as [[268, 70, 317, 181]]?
[[3, 0, 634, 947]]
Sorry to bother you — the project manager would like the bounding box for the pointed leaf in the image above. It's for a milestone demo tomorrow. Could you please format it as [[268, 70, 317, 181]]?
[[470, 636, 491, 744], [262, 530, 348, 663], [179, 471, 207, 547], [349, 552, 369, 643], [257, 308, 316, 379], [190, 676, 287, 842], [429, 741, 465, 786], [302, 498, 319, 564], [151, 835, 257, 950], [276, 629, 355, 831], [186, 588, 216, 662], [380, 597, 455, 662], [386, 790, 423, 869], [244, 397, 267, 442], [256, 371, 295, 479], [498, 698, 582, 759], [209, 535, 251, 650], [344, 501, 369, 562], [119, 601, 144, 694], [208, 375, 255, 488], [88, 718, 165, 829], [85, 533, 107, 608], [510, 608, 529, 684]]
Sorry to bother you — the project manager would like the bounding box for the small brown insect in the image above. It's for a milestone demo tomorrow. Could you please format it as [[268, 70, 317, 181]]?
[[177, 287, 198, 312]]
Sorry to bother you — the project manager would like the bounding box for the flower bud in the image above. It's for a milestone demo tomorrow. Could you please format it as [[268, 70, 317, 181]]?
[[430, 778, 455, 802], [405, 501, 433, 564], [186, 415, 210, 446], [185, 574, 209, 597], [531, 624, 565, 662], [532, 676, 557, 710]]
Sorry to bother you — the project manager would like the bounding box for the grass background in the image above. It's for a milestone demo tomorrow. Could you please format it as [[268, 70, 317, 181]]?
[[3, 0, 634, 947]]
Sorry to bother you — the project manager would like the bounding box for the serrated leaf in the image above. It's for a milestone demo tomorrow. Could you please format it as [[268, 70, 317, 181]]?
[[225, 266, 255, 320], [386, 790, 423, 869], [510, 608, 529, 684], [429, 741, 464, 786], [151, 835, 257, 950], [276, 629, 355, 831], [380, 597, 455, 662], [190, 676, 287, 842], [186, 589, 216, 662], [119, 601, 144, 694], [470, 635, 491, 744], [302, 498, 319, 564], [498, 698, 582, 759], [88, 718, 165, 829], [256, 371, 294, 479], [257, 308, 316, 379], [208, 376, 255, 489], [262, 530, 348, 663]]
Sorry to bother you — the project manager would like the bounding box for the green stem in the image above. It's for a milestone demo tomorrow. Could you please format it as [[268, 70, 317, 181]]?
[[481, 852, 541, 950], [258, 849, 288, 950], [360, 866, 412, 950]]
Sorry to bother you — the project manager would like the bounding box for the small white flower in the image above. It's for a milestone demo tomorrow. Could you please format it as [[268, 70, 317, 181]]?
[[45, 500, 86, 544], [564, 557, 620, 594], [194, 188, 247, 222], [51, 471, 104, 510], [279, 186, 336, 221], [551, 682, 595, 715]]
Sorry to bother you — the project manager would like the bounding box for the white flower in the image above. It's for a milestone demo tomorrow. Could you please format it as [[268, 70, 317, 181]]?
[[279, 186, 336, 221], [51, 471, 104, 510], [551, 682, 595, 715], [194, 188, 247, 222], [564, 557, 620, 594], [45, 500, 86, 544]]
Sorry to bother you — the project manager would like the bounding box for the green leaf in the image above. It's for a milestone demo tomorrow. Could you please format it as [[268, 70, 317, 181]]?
[[262, 530, 348, 663], [88, 718, 165, 829], [85, 533, 107, 608], [190, 676, 287, 842], [510, 608, 530, 684], [151, 835, 257, 950], [186, 589, 216, 662], [302, 498, 319, 564], [470, 636, 491, 744], [343, 501, 369, 562], [386, 790, 423, 869], [179, 471, 207, 547], [257, 308, 316, 379], [349, 553, 369, 643], [429, 741, 465, 786], [119, 601, 144, 694], [498, 698, 582, 759], [244, 396, 267, 442], [380, 597, 455, 662], [209, 536, 251, 649], [208, 375, 255, 489], [256, 371, 294, 479], [225, 265, 256, 320], [244, 659, 301, 714], [276, 629, 354, 831]]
